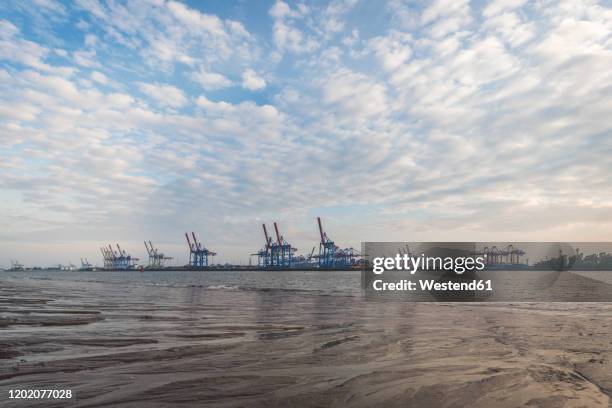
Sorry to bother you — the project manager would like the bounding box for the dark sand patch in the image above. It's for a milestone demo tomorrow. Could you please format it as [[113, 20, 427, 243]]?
[[0, 343, 238, 380], [174, 333, 245, 339], [317, 335, 360, 351]]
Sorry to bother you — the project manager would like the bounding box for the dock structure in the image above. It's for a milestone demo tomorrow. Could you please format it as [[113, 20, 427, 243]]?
[[253, 219, 359, 270], [185, 232, 216, 268], [317, 217, 335, 268], [80, 258, 93, 268], [253, 224, 273, 268], [333, 247, 361, 266], [100, 244, 138, 270], [144, 241, 173, 268], [100, 246, 113, 269], [315, 217, 361, 268], [270, 222, 296, 268], [479, 245, 526, 265], [86, 219, 364, 271]]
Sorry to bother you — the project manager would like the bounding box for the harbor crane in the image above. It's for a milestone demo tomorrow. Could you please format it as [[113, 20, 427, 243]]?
[[100, 244, 138, 270], [144, 241, 173, 268], [252, 224, 273, 267], [253, 222, 296, 269], [185, 232, 216, 268], [315, 217, 361, 268], [317, 217, 335, 268], [271, 222, 296, 268]]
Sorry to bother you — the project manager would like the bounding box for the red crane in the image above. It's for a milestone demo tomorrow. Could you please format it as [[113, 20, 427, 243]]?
[[262, 224, 271, 248], [274, 222, 282, 246], [317, 216, 326, 244], [185, 233, 193, 251], [192, 232, 201, 251]]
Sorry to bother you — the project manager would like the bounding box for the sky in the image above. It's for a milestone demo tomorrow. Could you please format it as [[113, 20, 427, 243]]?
[[1, 0, 611, 267]]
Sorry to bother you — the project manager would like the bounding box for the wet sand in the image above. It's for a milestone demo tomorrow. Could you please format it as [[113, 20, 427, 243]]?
[[2, 277, 612, 407]]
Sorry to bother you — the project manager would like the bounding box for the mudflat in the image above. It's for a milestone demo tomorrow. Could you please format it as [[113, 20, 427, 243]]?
[[1, 276, 612, 407]]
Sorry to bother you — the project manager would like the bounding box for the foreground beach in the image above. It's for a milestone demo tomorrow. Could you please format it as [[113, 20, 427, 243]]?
[[1, 272, 612, 407]]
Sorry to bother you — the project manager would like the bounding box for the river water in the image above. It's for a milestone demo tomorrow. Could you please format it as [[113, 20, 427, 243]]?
[[2, 270, 612, 407]]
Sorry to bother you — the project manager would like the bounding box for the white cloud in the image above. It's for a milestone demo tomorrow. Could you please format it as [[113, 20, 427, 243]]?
[[138, 82, 188, 108], [191, 69, 233, 90], [241, 69, 266, 91], [269, 1, 308, 19], [0, 20, 75, 76], [320, 69, 388, 120], [0, 20, 49, 69], [270, 1, 293, 19], [422, 0, 471, 24], [484, 12, 535, 47], [421, 0, 472, 38], [196, 96, 281, 125], [196, 95, 233, 113], [73, 49, 97, 67], [74, 0, 257, 76], [319, 0, 357, 37], [483, 0, 527, 18], [84, 33, 97, 47], [368, 30, 412, 71], [273, 20, 318, 53], [32, 0, 66, 15], [166, 1, 226, 35], [269, 1, 318, 53], [90, 71, 107, 84]]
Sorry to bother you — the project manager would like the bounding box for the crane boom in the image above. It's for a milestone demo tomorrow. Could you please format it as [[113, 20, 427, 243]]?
[[317, 217, 325, 243], [191, 232, 200, 249], [274, 222, 282, 245], [185, 233, 192, 250], [262, 224, 269, 243]]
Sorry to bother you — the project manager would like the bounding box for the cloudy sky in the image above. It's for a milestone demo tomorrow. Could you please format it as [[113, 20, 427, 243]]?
[[1, 0, 611, 266]]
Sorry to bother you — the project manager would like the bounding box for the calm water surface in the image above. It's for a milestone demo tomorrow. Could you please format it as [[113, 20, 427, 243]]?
[[1, 269, 362, 294]]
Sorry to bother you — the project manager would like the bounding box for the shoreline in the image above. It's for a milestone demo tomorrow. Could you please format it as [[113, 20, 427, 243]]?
[[2, 266, 362, 273]]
